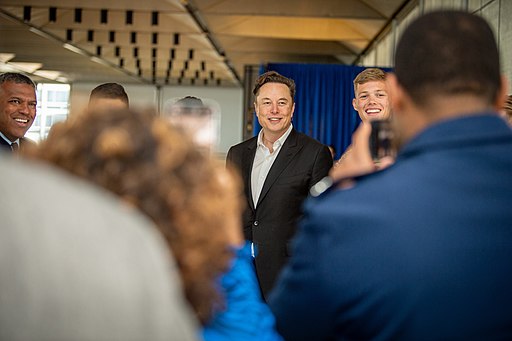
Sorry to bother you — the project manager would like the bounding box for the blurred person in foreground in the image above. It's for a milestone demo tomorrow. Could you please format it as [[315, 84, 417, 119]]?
[[269, 10, 512, 340], [0, 154, 198, 340], [0, 72, 37, 153], [30, 108, 282, 341]]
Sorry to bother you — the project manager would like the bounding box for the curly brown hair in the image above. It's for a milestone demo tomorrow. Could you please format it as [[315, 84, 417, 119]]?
[[28, 109, 242, 324]]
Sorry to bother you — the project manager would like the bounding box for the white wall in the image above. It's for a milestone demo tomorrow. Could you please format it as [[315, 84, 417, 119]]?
[[358, 0, 512, 91], [69, 83, 243, 156]]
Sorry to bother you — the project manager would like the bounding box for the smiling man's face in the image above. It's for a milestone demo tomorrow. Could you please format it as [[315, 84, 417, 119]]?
[[352, 80, 390, 122], [0, 81, 37, 141], [254, 82, 295, 140]]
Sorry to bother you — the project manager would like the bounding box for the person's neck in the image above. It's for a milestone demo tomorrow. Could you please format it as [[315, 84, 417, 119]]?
[[397, 95, 494, 146], [262, 130, 285, 153]]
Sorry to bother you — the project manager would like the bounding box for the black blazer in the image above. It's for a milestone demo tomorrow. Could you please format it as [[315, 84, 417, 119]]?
[[226, 128, 332, 296]]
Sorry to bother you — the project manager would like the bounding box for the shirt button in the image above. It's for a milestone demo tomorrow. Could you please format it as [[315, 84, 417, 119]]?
[[253, 220, 259, 226]]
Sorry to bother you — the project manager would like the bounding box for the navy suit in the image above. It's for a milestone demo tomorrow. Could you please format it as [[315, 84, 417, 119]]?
[[269, 115, 512, 340], [226, 128, 332, 297]]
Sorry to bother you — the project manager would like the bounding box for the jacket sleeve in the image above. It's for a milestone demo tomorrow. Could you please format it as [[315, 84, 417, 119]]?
[[309, 144, 333, 188]]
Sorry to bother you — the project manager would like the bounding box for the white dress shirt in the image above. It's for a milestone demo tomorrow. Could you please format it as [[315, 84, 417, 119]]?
[[251, 124, 293, 207]]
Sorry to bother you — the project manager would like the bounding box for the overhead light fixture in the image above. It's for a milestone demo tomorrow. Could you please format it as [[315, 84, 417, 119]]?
[[29, 27, 54, 41], [90, 56, 109, 66], [0, 53, 16, 63], [33, 70, 61, 80], [49, 7, 57, 22], [62, 43, 88, 57], [23, 6, 31, 21], [9, 62, 42, 73], [126, 10, 133, 25], [74, 8, 82, 23], [152, 11, 159, 26], [100, 9, 108, 24]]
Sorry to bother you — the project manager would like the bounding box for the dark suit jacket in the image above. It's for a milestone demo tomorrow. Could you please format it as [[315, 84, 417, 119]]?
[[0, 136, 35, 152], [269, 115, 512, 340], [226, 128, 332, 296]]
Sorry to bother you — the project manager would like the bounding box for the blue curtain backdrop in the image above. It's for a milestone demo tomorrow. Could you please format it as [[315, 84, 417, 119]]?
[[253, 63, 384, 159]]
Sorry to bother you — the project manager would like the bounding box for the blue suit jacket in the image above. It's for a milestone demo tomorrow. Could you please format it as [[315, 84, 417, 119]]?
[[226, 128, 332, 297], [269, 114, 512, 340]]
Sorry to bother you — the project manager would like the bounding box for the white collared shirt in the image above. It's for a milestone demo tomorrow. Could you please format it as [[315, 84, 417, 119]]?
[[251, 124, 293, 207], [0, 131, 19, 148]]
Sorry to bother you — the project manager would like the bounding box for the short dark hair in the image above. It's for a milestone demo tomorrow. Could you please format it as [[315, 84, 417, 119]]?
[[89, 83, 129, 106], [0, 72, 36, 88], [253, 71, 296, 102], [395, 11, 501, 107], [173, 96, 210, 116]]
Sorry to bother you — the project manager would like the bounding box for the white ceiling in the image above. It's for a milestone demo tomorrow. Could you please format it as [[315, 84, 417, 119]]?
[[0, 0, 408, 86]]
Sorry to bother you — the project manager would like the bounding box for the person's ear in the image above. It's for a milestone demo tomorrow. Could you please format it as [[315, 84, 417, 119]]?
[[493, 75, 509, 111], [352, 97, 358, 112]]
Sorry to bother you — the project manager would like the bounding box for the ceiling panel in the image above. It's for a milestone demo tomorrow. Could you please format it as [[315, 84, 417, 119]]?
[[0, 0, 408, 86]]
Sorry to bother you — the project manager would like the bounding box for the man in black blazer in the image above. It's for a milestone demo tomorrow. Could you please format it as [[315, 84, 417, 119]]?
[[226, 71, 332, 297], [0, 72, 37, 153]]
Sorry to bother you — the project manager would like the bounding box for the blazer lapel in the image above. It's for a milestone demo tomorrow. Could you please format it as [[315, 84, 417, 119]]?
[[243, 140, 257, 211], [257, 129, 302, 207]]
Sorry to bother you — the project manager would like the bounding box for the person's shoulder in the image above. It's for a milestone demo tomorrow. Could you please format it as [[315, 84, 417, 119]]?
[[229, 136, 257, 151], [293, 130, 328, 149]]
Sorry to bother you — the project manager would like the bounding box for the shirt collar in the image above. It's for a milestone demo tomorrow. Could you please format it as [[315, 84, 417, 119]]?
[[257, 124, 293, 149], [0, 131, 19, 146]]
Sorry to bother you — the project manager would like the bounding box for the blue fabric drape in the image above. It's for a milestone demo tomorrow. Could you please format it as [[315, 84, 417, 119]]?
[[253, 63, 383, 159]]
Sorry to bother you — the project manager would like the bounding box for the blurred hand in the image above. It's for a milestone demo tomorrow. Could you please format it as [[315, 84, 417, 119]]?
[[330, 123, 394, 188]]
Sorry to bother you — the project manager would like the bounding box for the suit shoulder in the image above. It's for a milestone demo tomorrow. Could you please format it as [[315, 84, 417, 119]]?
[[229, 136, 257, 151], [295, 131, 328, 149]]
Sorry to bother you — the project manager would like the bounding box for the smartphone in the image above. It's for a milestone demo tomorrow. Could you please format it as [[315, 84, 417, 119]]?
[[369, 119, 396, 162]]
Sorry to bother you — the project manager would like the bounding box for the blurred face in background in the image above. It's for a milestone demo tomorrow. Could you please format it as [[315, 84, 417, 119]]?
[[353, 80, 390, 122], [0, 81, 37, 141], [88, 97, 128, 112], [255, 82, 295, 140]]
